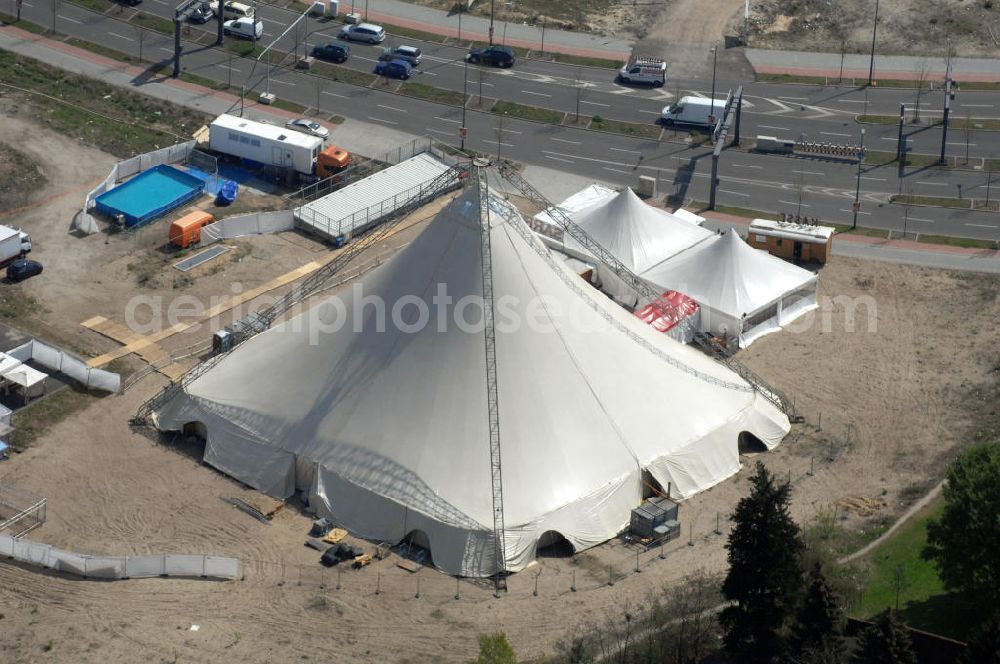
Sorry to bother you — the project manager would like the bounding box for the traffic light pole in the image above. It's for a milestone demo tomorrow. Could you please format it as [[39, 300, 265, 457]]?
[[940, 60, 953, 164]]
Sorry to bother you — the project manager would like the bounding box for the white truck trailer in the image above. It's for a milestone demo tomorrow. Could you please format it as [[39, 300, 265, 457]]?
[[0, 225, 31, 266], [209, 114, 324, 176]]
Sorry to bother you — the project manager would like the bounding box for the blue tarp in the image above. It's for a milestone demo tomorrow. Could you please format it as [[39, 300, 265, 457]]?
[[215, 180, 238, 206]]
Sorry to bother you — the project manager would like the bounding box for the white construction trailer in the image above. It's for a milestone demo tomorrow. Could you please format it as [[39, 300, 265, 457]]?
[[209, 114, 323, 175]]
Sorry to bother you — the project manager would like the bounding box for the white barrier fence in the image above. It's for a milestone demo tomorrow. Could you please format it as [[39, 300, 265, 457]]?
[[7, 339, 120, 393], [77, 141, 198, 235], [201, 210, 295, 245], [0, 534, 240, 580]]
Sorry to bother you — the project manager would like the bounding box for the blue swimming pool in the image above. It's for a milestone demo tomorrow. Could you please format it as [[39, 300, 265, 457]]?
[[95, 165, 206, 227]]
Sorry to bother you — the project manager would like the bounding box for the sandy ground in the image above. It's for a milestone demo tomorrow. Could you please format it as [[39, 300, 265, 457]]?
[[2, 114, 1000, 662]]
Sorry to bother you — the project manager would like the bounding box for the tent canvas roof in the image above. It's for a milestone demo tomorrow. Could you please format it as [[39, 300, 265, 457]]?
[[641, 229, 817, 318], [154, 185, 788, 577], [0, 353, 22, 376], [564, 187, 714, 274], [1, 364, 47, 388]]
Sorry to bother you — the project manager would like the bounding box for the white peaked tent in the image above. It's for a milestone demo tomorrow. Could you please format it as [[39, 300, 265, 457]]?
[[558, 188, 714, 305], [154, 186, 789, 577], [642, 229, 819, 347]]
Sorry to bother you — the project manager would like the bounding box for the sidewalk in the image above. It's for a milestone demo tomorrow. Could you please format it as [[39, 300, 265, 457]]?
[[746, 49, 1000, 83], [351, 0, 632, 61], [3, 25, 999, 274]]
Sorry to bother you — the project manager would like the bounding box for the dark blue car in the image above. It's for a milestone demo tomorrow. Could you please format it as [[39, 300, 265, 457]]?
[[312, 42, 350, 63], [374, 58, 412, 80], [7, 259, 42, 282]]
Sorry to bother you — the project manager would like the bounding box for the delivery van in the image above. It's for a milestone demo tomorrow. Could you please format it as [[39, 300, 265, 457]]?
[[617, 56, 666, 86], [660, 96, 727, 127]]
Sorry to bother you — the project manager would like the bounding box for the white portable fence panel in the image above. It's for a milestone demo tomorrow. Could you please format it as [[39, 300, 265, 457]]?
[[201, 210, 295, 245], [125, 555, 166, 578], [7, 340, 121, 393], [1, 534, 239, 580]]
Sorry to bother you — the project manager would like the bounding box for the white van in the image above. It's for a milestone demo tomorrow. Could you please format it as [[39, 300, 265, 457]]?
[[618, 56, 666, 86], [210, 0, 254, 19], [223, 16, 263, 39], [661, 96, 727, 127]]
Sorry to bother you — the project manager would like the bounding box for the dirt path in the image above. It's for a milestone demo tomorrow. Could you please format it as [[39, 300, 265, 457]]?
[[839, 480, 945, 565], [635, 0, 753, 81]]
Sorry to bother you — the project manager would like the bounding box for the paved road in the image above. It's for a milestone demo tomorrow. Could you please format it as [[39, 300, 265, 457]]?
[[27, 0, 1000, 162], [4, 8, 999, 241]]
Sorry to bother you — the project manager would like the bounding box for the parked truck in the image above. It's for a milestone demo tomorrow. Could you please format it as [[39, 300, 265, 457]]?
[[208, 114, 349, 178], [0, 225, 32, 266], [660, 96, 727, 127]]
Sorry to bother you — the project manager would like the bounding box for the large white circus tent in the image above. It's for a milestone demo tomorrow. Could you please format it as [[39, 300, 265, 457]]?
[[154, 184, 789, 577]]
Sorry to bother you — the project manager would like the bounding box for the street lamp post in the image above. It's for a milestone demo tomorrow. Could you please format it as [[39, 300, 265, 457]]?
[[489, 0, 495, 44], [461, 58, 468, 151], [709, 41, 719, 125], [867, 0, 880, 86], [853, 127, 866, 229]]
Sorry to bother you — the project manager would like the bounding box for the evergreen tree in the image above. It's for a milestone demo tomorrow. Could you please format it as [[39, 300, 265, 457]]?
[[850, 610, 916, 664], [720, 462, 804, 663], [958, 613, 1000, 664], [789, 563, 845, 663]]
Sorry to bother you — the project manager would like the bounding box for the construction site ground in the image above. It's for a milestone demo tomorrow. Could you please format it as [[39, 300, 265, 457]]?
[[2, 103, 1000, 663]]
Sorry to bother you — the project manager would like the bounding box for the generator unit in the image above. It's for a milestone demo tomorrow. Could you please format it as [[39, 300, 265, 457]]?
[[630, 496, 680, 539]]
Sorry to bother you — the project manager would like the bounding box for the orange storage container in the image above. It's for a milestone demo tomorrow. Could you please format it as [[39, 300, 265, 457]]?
[[169, 211, 215, 248]]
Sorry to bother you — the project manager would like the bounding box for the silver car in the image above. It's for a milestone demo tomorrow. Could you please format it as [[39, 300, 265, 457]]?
[[339, 22, 386, 44], [285, 118, 330, 139]]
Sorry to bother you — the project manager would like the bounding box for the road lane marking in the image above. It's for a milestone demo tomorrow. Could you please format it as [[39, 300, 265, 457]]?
[[521, 90, 552, 97], [719, 189, 749, 197], [860, 176, 886, 181], [960, 104, 993, 108], [550, 137, 581, 145], [732, 164, 763, 169], [217, 63, 242, 73], [269, 79, 295, 87], [545, 155, 575, 164], [638, 109, 662, 115], [421, 71, 437, 76], [435, 117, 461, 124], [840, 209, 872, 215], [322, 91, 347, 98], [759, 124, 789, 131], [603, 167, 632, 175], [915, 181, 948, 186], [946, 142, 976, 146], [837, 99, 867, 103], [158, 47, 173, 54], [777, 96, 808, 101], [794, 170, 825, 176], [426, 128, 452, 136], [367, 116, 398, 125], [907, 217, 934, 223], [62, 16, 83, 23], [609, 147, 641, 154], [965, 223, 998, 228], [109, 31, 134, 41], [779, 200, 809, 207], [580, 100, 610, 107], [491, 127, 521, 134], [820, 131, 852, 137], [377, 104, 406, 112]]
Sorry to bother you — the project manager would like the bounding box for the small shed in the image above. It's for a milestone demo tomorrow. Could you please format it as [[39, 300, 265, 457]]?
[[169, 210, 216, 248], [747, 218, 835, 264]]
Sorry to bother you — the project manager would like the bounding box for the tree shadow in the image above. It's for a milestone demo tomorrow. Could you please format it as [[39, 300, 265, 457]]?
[[897, 589, 978, 641]]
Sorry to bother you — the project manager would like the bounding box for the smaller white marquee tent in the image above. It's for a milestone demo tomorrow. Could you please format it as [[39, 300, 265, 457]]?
[[641, 229, 818, 346]]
